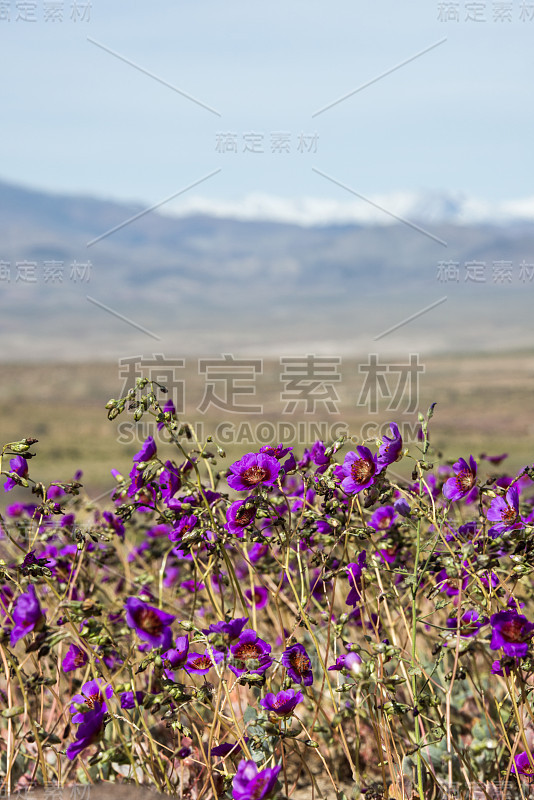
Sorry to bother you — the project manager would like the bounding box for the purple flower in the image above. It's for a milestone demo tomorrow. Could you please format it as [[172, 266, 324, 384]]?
[[491, 658, 515, 676], [245, 586, 269, 609], [316, 519, 333, 535], [487, 485, 522, 534], [310, 568, 332, 599], [281, 643, 313, 686], [311, 440, 329, 466], [346, 551, 367, 606], [133, 436, 157, 464], [229, 630, 272, 676], [210, 740, 245, 758], [169, 514, 198, 543], [249, 542, 269, 562], [5, 503, 25, 517], [70, 679, 113, 723], [9, 584, 46, 646], [260, 688, 302, 717], [128, 541, 150, 563], [180, 579, 205, 593], [442, 456, 477, 502], [490, 610, 534, 658], [337, 447, 377, 494], [435, 567, 469, 597], [480, 570, 500, 590], [185, 649, 224, 674], [127, 437, 158, 500], [204, 617, 249, 641], [369, 506, 397, 531], [162, 635, 189, 678], [226, 498, 257, 536], [232, 760, 281, 800], [62, 644, 89, 673], [127, 468, 154, 502], [3, 456, 29, 492], [21, 550, 47, 572], [124, 597, 175, 650], [394, 497, 411, 517], [159, 461, 181, 503], [282, 452, 297, 472], [456, 521, 479, 541], [119, 690, 144, 709], [328, 651, 362, 673], [376, 539, 399, 565], [446, 610, 487, 638], [481, 452, 508, 465], [227, 453, 280, 492], [147, 523, 173, 539], [0, 585, 13, 616], [259, 444, 292, 460], [157, 399, 176, 431], [421, 474, 440, 501], [66, 703, 106, 761], [511, 751, 534, 776], [102, 511, 125, 539], [508, 596, 526, 613], [376, 423, 403, 471], [96, 648, 123, 671], [290, 487, 316, 513]]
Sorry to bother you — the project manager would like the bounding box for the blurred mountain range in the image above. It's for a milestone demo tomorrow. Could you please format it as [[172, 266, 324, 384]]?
[[0, 178, 533, 361]]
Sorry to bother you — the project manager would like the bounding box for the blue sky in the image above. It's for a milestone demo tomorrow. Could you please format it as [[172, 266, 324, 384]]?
[[1, 0, 533, 219]]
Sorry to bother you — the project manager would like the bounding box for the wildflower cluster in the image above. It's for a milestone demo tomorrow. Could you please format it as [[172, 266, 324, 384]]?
[[1, 390, 534, 799]]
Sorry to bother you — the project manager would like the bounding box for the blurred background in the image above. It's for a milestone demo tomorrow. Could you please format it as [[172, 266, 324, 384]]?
[[0, 0, 533, 497]]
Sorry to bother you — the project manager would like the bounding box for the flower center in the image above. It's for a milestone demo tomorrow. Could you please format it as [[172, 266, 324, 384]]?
[[74, 650, 87, 667], [501, 506, 517, 524], [241, 466, 269, 487], [235, 507, 255, 525], [289, 651, 310, 676], [251, 776, 269, 800], [234, 642, 262, 661], [501, 620, 526, 643], [190, 655, 212, 670], [350, 459, 373, 484], [85, 691, 103, 709], [456, 469, 475, 492], [136, 607, 163, 636]]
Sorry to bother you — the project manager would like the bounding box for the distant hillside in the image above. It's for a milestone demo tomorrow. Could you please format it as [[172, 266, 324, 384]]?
[[0, 178, 532, 361]]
